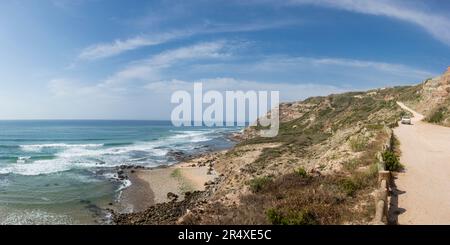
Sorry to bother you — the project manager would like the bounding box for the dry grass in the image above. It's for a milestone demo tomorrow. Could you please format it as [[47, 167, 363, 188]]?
[[195, 170, 377, 225], [195, 130, 390, 225]]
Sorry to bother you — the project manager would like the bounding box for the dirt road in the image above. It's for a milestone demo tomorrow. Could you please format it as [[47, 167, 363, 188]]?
[[393, 102, 450, 224]]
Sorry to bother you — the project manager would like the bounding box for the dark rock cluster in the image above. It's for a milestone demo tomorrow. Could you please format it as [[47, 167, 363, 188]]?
[[113, 191, 207, 225]]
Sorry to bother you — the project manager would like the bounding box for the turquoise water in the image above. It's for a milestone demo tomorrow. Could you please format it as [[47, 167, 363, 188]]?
[[0, 120, 238, 224]]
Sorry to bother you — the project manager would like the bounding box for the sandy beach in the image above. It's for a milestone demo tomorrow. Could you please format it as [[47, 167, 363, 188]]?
[[118, 153, 220, 213]]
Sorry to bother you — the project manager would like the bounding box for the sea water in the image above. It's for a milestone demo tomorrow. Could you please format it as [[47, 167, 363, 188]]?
[[0, 120, 238, 224]]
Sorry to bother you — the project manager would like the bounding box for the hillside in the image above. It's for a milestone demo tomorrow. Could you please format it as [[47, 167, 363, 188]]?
[[114, 69, 450, 225], [167, 87, 415, 225], [402, 67, 450, 126], [116, 86, 416, 225]]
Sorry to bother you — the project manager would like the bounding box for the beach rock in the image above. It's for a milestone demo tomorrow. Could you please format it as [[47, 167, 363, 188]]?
[[113, 191, 207, 225], [166, 150, 190, 162], [204, 180, 214, 186], [184, 191, 192, 198], [207, 167, 213, 175], [167, 192, 179, 201]]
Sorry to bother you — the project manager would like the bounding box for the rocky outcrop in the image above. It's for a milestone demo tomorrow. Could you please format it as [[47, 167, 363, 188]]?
[[113, 191, 208, 225]]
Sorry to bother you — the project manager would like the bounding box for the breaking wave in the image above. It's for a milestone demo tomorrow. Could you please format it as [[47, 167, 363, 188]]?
[[0, 129, 224, 176]]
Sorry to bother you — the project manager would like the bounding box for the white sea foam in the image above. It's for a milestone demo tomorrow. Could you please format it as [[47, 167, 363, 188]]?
[[16, 156, 31, 164], [0, 159, 96, 176], [117, 179, 132, 191], [20, 143, 103, 152], [1, 129, 222, 176]]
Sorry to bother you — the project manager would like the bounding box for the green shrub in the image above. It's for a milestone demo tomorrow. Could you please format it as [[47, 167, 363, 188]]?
[[266, 208, 283, 224], [349, 136, 368, 152], [170, 168, 181, 178], [366, 124, 384, 130], [294, 167, 308, 178], [427, 107, 446, 123], [339, 161, 379, 197], [382, 151, 403, 171], [266, 208, 317, 225], [339, 178, 360, 196], [248, 176, 272, 193]]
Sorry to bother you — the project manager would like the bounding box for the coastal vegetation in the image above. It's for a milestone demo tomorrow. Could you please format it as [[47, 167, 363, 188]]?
[[382, 150, 403, 172], [117, 82, 438, 225], [426, 106, 447, 124], [167, 87, 409, 225], [171, 168, 194, 194], [248, 176, 273, 193]]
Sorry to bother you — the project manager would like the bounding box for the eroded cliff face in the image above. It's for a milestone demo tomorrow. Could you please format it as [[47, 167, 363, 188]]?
[[418, 68, 450, 113], [403, 67, 450, 126]]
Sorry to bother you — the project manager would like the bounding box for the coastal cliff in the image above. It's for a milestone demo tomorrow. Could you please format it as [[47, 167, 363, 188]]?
[[114, 84, 421, 225]]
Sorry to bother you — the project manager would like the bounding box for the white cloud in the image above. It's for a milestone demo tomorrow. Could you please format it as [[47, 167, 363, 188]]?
[[51, 41, 233, 98], [100, 41, 231, 87], [288, 0, 450, 46], [50, 53, 432, 106], [255, 56, 433, 78], [77, 19, 296, 61], [78, 31, 189, 61], [189, 55, 434, 84], [49, 42, 435, 119], [145, 77, 347, 102]]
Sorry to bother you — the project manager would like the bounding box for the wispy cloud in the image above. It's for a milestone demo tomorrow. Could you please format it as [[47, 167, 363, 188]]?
[[99, 41, 232, 88], [77, 0, 450, 62], [189, 55, 434, 84], [77, 19, 295, 61], [53, 41, 234, 98], [78, 31, 189, 61], [48, 51, 432, 119], [287, 0, 450, 46], [53, 52, 433, 102], [260, 56, 434, 78], [145, 77, 347, 103]]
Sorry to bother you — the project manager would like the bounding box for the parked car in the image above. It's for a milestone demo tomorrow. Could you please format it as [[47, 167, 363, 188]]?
[[401, 116, 412, 125]]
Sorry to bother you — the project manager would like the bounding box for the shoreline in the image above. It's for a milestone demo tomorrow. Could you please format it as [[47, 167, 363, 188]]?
[[115, 150, 224, 215]]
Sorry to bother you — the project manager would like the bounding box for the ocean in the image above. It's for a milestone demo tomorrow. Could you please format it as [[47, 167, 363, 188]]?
[[0, 120, 239, 224]]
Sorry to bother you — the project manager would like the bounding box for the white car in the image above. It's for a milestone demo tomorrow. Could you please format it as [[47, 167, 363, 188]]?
[[401, 116, 412, 125]]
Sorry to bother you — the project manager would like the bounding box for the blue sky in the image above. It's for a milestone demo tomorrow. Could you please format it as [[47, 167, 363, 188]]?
[[0, 0, 449, 119]]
